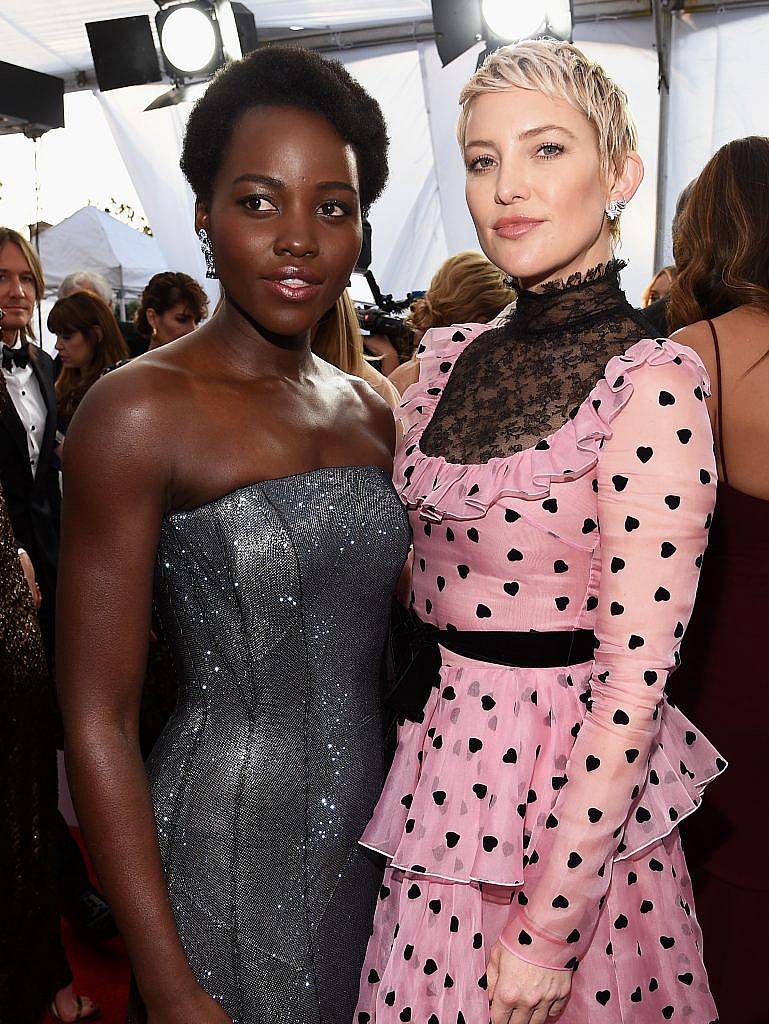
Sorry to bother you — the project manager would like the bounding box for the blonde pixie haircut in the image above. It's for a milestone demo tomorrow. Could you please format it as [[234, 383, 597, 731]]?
[[458, 39, 638, 237]]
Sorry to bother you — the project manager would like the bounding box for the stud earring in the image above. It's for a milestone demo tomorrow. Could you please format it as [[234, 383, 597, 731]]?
[[198, 227, 218, 279], [605, 197, 628, 221]]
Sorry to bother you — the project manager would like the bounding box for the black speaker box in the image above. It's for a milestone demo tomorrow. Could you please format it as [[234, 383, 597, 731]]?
[[86, 15, 163, 92], [0, 61, 64, 135]]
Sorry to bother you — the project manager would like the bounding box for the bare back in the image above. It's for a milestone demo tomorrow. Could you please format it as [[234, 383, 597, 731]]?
[[675, 305, 769, 500]]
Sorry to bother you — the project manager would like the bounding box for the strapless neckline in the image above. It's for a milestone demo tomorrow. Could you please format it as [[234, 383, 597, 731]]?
[[164, 463, 390, 521]]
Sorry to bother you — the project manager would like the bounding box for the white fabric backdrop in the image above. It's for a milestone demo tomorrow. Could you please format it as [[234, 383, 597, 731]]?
[[574, 20, 661, 308], [661, 9, 769, 266]]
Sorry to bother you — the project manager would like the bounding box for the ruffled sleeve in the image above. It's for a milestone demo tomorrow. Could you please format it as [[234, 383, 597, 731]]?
[[500, 349, 717, 970]]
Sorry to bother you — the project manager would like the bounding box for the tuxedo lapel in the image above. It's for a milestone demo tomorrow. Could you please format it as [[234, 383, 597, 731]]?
[[0, 378, 32, 470], [30, 349, 57, 479]]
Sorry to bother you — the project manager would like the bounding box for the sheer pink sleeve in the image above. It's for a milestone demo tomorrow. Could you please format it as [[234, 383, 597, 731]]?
[[500, 356, 716, 969]]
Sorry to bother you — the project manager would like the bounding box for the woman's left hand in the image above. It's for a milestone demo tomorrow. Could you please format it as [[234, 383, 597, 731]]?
[[486, 941, 571, 1024], [18, 548, 42, 609]]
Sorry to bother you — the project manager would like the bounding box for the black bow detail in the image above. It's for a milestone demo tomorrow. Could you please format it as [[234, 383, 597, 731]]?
[[2, 344, 30, 371], [382, 602, 442, 726]]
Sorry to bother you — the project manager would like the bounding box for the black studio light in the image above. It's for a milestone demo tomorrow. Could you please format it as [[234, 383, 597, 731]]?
[[431, 0, 573, 67], [86, 1, 257, 101]]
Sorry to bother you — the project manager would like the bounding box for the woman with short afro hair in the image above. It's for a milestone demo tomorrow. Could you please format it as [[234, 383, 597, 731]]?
[[57, 47, 410, 1024]]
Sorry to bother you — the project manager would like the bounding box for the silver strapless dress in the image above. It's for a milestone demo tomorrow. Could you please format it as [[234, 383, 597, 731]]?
[[127, 466, 411, 1024]]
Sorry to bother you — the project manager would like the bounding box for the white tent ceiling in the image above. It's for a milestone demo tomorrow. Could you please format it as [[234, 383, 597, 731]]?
[[0, 1, 431, 83]]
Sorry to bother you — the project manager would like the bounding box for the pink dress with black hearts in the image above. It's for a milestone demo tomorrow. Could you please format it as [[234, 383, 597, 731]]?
[[356, 265, 724, 1024]]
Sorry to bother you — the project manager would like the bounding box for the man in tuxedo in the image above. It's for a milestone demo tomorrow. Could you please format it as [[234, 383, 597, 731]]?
[[0, 229, 115, 944], [0, 307, 60, 653]]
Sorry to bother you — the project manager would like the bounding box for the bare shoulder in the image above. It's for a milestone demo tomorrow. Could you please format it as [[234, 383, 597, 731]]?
[[356, 360, 401, 410], [670, 320, 717, 376], [674, 306, 769, 379], [63, 353, 188, 491], [314, 357, 395, 455], [389, 358, 420, 396]]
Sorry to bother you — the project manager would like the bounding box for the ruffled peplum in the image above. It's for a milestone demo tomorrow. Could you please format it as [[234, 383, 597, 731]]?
[[360, 652, 726, 887], [395, 332, 711, 529]]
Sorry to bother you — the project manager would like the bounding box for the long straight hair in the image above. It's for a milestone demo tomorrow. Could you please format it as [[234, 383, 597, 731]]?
[[311, 290, 367, 376]]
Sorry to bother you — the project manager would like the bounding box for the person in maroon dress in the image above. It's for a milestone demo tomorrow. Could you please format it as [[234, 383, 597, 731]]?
[[669, 136, 769, 1024]]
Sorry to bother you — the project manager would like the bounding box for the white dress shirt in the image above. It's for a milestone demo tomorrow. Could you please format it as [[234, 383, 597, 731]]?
[[2, 338, 48, 475]]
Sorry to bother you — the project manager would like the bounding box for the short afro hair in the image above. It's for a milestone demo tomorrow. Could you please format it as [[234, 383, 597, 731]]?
[[181, 46, 389, 214]]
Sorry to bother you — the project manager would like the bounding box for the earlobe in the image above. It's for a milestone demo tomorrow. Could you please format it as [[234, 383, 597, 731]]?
[[194, 202, 210, 234]]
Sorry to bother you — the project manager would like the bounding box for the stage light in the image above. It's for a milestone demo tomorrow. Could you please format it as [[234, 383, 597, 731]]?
[[156, 2, 223, 79], [431, 0, 572, 67], [481, 0, 548, 42]]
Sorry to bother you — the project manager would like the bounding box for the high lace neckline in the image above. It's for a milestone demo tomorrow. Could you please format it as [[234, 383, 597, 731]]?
[[418, 256, 661, 465], [512, 259, 630, 334]]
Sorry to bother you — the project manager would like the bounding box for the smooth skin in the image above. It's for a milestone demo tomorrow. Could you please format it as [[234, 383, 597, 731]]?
[[461, 87, 643, 1024], [57, 105, 394, 1024]]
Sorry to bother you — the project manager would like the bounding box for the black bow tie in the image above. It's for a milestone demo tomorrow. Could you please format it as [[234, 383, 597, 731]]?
[[2, 344, 30, 371]]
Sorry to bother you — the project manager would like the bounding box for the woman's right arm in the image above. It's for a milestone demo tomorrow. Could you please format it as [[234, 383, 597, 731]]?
[[56, 375, 230, 1023]]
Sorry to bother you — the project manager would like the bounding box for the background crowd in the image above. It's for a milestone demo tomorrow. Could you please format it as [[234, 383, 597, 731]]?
[[1, 119, 767, 1022]]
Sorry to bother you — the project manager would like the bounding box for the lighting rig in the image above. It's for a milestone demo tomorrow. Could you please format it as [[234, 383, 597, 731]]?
[[431, 0, 573, 67], [86, 1, 258, 109]]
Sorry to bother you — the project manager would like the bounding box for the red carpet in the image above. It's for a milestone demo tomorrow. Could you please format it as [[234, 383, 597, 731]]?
[[44, 829, 131, 1024]]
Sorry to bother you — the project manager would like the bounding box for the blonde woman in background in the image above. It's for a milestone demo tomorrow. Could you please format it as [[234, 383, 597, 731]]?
[[389, 250, 516, 395], [642, 265, 676, 308], [312, 289, 401, 409]]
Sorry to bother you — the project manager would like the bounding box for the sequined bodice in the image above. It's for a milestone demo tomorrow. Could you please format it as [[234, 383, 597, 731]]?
[[139, 466, 411, 1024]]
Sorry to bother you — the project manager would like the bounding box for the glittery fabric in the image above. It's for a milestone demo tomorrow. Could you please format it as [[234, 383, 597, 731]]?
[[0, 380, 70, 1022], [128, 466, 410, 1024]]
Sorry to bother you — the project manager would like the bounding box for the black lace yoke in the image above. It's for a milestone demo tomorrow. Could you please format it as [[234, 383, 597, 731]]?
[[419, 261, 660, 465]]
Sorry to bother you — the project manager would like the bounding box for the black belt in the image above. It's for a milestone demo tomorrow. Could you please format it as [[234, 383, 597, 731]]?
[[382, 603, 596, 726]]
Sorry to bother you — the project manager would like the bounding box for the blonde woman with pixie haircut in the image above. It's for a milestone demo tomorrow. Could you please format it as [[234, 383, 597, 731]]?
[[390, 250, 516, 394], [356, 40, 721, 1024]]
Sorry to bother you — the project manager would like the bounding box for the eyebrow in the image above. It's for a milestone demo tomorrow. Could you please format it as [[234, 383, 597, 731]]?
[[232, 173, 358, 194], [465, 124, 577, 149], [518, 123, 577, 141]]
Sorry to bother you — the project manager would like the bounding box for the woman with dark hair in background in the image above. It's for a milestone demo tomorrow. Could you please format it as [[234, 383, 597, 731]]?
[[57, 46, 410, 1024], [50, 290, 129, 429], [667, 136, 769, 1024], [134, 271, 208, 351]]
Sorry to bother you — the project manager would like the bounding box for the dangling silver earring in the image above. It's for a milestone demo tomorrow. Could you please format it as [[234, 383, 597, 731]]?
[[198, 227, 217, 279], [605, 197, 628, 221]]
